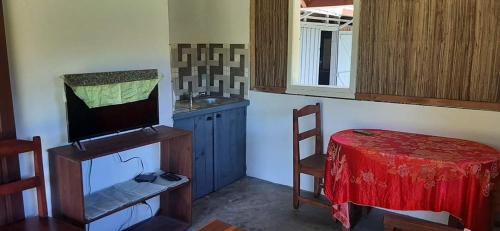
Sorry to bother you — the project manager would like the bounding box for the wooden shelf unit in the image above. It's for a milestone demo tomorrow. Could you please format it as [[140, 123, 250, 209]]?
[[84, 174, 189, 223], [48, 125, 192, 230]]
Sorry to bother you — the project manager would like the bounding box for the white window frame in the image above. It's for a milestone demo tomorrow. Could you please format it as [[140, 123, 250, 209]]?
[[286, 0, 361, 99]]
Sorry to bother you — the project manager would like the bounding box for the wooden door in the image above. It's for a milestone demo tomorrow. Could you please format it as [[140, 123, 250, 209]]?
[[337, 31, 352, 88], [174, 115, 214, 200], [300, 26, 321, 85], [213, 108, 246, 190], [0, 1, 25, 225], [193, 114, 214, 199]]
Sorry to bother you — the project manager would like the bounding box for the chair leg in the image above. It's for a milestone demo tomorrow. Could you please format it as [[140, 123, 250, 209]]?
[[293, 170, 300, 209], [314, 177, 321, 198], [362, 206, 371, 216]]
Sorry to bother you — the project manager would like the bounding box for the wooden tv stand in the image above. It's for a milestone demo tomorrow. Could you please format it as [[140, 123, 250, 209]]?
[[48, 126, 192, 231]]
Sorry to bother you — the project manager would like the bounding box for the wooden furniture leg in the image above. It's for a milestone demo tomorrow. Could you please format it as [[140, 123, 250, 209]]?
[[293, 169, 300, 209], [313, 177, 321, 198]]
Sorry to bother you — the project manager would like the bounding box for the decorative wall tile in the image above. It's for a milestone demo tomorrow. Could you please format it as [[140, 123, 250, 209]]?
[[171, 43, 249, 99]]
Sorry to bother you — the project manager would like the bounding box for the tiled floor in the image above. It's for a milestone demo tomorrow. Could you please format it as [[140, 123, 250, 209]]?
[[190, 177, 389, 231]]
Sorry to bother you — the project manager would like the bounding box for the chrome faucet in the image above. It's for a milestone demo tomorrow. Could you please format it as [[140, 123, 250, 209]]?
[[189, 92, 193, 110], [199, 91, 208, 97]]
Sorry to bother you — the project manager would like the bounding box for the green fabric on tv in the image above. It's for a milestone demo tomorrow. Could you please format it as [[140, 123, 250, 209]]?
[[71, 79, 160, 108]]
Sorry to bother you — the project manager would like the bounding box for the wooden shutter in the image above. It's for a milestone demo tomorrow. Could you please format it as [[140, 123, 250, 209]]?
[[356, 0, 500, 111], [0, 1, 25, 225], [251, 0, 289, 93], [299, 26, 321, 86]]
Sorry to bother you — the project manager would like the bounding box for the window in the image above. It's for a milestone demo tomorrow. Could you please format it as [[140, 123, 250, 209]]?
[[251, 0, 500, 111], [287, 1, 358, 99]]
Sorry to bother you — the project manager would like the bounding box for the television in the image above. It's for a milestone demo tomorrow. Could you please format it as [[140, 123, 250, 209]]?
[[64, 82, 159, 143]]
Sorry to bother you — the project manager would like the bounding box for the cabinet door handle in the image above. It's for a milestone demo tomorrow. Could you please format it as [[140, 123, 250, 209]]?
[[207, 116, 213, 121], [216, 114, 221, 118]]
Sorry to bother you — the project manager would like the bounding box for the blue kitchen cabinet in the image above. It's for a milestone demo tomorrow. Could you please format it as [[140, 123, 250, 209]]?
[[173, 114, 214, 199], [173, 101, 248, 200], [214, 107, 247, 190]]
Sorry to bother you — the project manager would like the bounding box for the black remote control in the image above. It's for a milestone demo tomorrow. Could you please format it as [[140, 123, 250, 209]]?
[[160, 172, 181, 181], [353, 129, 374, 136], [134, 173, 157, 183]]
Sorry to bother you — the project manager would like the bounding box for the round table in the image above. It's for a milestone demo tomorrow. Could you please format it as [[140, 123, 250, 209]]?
[[324, 129, 500, 231]]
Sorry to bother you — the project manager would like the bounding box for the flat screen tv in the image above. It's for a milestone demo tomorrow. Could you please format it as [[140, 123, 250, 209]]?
[[65, 84, 159, 143]]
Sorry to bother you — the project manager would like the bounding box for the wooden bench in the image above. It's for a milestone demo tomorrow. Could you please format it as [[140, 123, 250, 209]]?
[[198, 220, 243, 231]]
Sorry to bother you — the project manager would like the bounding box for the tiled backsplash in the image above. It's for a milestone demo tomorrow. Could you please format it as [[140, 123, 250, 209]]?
[[171, 43, 249, 99]]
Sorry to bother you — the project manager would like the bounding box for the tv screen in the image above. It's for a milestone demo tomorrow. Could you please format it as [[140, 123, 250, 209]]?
[[65, 84, 159, 143]]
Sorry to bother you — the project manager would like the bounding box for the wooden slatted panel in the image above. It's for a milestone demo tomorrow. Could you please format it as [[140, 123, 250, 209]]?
[[356, 0, 500, 110], [470, 0, 500, 103], [0, 0, 25, 225], [251, 0, 289, 93], [300, 26, 321, 85]]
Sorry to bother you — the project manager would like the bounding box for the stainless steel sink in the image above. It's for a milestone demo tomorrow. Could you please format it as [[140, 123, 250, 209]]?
[[175, 96, 242, 113], [194, 97, 227, 105]]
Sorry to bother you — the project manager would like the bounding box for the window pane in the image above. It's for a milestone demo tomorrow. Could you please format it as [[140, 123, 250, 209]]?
[[298, 4, 354, 88], [318, 31, 332, 85]]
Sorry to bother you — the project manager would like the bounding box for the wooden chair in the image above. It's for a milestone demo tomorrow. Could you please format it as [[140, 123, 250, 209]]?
[[0, 137, 82, 231], [384, 214, 462, 231], [292, 103, 329, 209]]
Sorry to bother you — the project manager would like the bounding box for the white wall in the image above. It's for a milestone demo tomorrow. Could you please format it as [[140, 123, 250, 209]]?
[[246, 91, 500, 223], [4, 0, 172, 230], [169, 0, 250, 44]]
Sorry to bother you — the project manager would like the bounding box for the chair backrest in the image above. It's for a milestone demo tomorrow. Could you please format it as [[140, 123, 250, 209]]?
[[293, 103, 323, 162], [0, 137, 47, 218]]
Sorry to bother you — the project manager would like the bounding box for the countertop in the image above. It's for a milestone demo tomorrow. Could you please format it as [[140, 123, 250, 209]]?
[[173, 97, 250, 120]]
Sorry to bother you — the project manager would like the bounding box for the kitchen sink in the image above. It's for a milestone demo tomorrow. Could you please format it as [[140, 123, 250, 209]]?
[[175, 96, 242, 113], [194, 97, 227, 105]]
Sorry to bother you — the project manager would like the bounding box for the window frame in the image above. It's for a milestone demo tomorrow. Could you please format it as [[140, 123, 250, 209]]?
[[286, 0, 360, 99]]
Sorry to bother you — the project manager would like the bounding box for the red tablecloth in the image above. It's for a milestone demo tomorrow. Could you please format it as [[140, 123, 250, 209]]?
[[324, 129, 500, 231]]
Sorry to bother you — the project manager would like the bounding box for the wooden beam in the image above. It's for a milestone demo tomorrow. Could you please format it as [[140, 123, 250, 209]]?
[[250, 0, 256, 90], [300, 0, 309, 8], [342, 9, 354, 17], [253, 87, 287, 94], [306, 0, 353, 7], [356, 94, 500, 112]]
